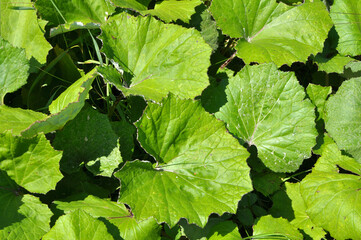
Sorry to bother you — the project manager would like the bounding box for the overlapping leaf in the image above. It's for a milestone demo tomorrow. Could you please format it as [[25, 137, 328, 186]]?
[[210, 0, 332, 66], [0, 38, 29, 104], [0, 132, 62, 193], [306, 84, 332, 121], [115, 95, 252, 226], [299, 142, 361, 239], [35, 0, 115, 36], [42, 210, 113, 240], [0, 172, 52, 240], [325, 78, 361, 162], [1, 0, 51, 63], [215, 64, 317, 172], [22, 68, 97, 138], [331, 0, 361, 56], [99, 13, 211, 101], [54, 195, 161, 239]]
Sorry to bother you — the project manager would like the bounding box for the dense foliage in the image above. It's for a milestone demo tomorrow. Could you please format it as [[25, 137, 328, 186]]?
[[1, 0, 361, 239]]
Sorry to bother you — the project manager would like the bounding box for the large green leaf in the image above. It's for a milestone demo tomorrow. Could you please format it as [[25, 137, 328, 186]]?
[[215, 64, 317, 172], [0, 38, 29, 104], [99, 13, 211, 101], [210, 0, 332, 66], [325, 78, 361, 162], [54, 195, 161, 240], [285, 182, 326, 240], [330, 0, 361, 56], [253, 215, 303, 240], [0, 132, 62, 194], [21, 68, 97, 138], [300, 142, 361, 240], [42, 209, 114, 240], [53, 105, 122, 175], [35, 0, 115, 36], [115, 95, 252, 227], [0, 172, 52, 240], [0, 0, 51, 63], [0, 106, 47, 135], [143, 0, 202, 23]]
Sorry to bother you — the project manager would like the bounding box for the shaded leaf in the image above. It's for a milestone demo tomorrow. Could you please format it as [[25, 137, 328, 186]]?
[[215, 64, 317, 172], [207, 221, 241, 239]]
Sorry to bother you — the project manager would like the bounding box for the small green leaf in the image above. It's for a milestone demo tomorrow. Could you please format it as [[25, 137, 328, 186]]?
[[0, 106, 47, 135], [112, 0, 151, 11], [0, 38, 29, 104], [54, 195, 161, 240], [314, 54, 355, 74], [325, 78, 361, 163], [21, 68, 97, 138], [0, 132, 62, 194], [53, 105, 121, 174], [331, 0, 361, 56], [306, 84, 332, 121], [210, 0, 332, 66], [207, 221, 241, 239], [215, 64, 317, 172], [253, 215, 303, 240], [42, 209, 114, 240], [1, 0, 52, 63], [99, 13, 211, 101], [116, 95, 252, 227]]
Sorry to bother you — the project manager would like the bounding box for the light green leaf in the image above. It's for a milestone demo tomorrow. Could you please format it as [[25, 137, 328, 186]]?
[[215, 64, 317, 172], [314, 54, 355, 74], [0, 173, 52, 240], [0, 0, 51, 63], [253, 215, 303, 240], [330, 0, 361, 56], [35, 0, 115, 37], [210, 0, 332, 66], [0, 38, 29, 104], [99, 13, 211, 101], [21, 68, 97, 138], [54, 195, 161, 240], [0, 106, 47, 136], [325, 78, 361, 163], [53, 105, 121, 174], [143, 0, 202, 23], [111, 0, 151, 11], [207, 221, 241, 240], [306, 83, 332, 121], [115, 95, 252, 227], [0, 132, 62, 194], [286, 182, 326, 240], [42, 209, 114, 240]]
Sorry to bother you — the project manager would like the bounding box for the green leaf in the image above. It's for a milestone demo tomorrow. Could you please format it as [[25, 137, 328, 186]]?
[[0, 132, 62, 194], [42, 209, 114, 240], [206, 221, 241, 239], [285, 182, 326, 240], [0, 106, 47, 135], [0, 0, 52, 63], [330, 0, 361, 56], [252, 171, 285, 196], [143, 0, 202, 23], [314, 54, 355, 74], [342, 60, 361, 79], [110, 120, 136, 161], [111, 0, 151, 11], [54, 195, 161, 240], [210, 0, 332, 66], [253, 215, 303, 240], [0, 173, 52, 240], [325, 78, 361, 163], [215, 64, 317, 172], [99, 13, 212, 101], [306, 83, 332, 121], [53, 105, 121, 175], [115, 95, 252, 226], [35, 0, 115, 37], [0, 38, 29, 104], [21, 68, 97, 138]]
